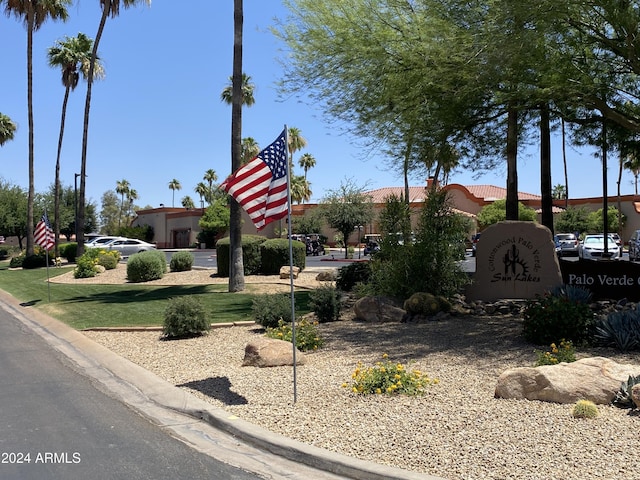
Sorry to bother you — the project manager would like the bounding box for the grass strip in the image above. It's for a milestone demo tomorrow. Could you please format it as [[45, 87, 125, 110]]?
[[0, 264, 310, 330]]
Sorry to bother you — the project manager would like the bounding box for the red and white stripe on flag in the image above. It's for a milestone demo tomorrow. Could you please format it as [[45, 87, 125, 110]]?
[[34, 212, 55, 251], [221, 129, 289, 230]]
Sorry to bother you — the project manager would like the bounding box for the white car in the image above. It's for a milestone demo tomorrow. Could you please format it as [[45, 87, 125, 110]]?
[[96, 238, 156, 257], [578, 234, 622, 260], [85, 236, 123, 248]]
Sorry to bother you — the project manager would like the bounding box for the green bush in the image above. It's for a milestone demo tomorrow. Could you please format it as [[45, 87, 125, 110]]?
[[127, 250, 166, 283], [593, 304, 640, 351], [9, 254, 24, 268], [336, 262, 371, 292], [260, 238, 306, 275], [22, 249, 50, 269], [523, 286, 594, 345], [170, 251, 194, 272], [252, 293, 294, 328], [0, 247, 9, 260], [403, 292, 451, 316], [59, 242, 77, 262], [534, 340, 577, 366], [265, 318, 324, 351], [308, 285, 342, 323], [74, 253, 98, 278], [216, 235, 266, 277], [162, 296, 210, 339], [97, 251, 119, 270]]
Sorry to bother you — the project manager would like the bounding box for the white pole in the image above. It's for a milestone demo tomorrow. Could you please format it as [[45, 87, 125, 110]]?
[[284, 125, 297, 403]]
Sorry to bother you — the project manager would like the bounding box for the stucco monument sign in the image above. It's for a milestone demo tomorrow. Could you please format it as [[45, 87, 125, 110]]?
[[465, 221, 562, 302]]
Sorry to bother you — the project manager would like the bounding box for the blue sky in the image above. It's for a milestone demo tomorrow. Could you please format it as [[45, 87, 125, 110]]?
[[0, 1, 633, 214]]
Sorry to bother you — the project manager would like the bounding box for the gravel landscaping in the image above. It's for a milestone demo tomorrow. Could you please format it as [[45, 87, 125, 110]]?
[[83, 311, 640, 480]]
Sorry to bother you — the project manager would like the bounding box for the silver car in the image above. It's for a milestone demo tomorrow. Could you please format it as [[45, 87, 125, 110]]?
[[98, 238, 156, 257], [578, 234, 622, 260]]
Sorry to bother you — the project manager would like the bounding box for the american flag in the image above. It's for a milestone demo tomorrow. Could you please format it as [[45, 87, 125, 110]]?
[[221, 129, 289, 230], [34, 212, 55, 251]]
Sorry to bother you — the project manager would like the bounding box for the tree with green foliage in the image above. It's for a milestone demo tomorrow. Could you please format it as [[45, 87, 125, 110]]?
[[378, 193, 412, 247], [477, 199, 537, 228], [292, 209, 324, 235], [554, 206, 591, 238], [320, 178, 374, 259], [181, 196, 195, 209], [99, 190, 120, 235], [0, 179, 28, 249], [198, 197, 231, 249], [0, 113, 17, 146], [587, 207, 624, 234], [168, 178, 181, 207]]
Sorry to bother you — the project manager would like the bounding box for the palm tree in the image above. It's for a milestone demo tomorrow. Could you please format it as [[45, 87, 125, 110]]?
[[3, 0, 70, 256], [0, 113, 17, 146], [195, 182, 208, 208], [552, 184, 567, 200], [168, 178, 181, 207], [624, 153, 640, 195], [220, 73, 255, 106], [203, 169, 218, 190], [287, 126, 307, 171], [241, 137, 259, 165], [181, 196, 195, 209], [115, 179, 130, 228], [290, 175, 311, 204], [298, 152, 316, 181], [48, 32, 104, 253], [228, 0, 245, 293], [77, 0, 150, 257], [126, 188, 138, 219]]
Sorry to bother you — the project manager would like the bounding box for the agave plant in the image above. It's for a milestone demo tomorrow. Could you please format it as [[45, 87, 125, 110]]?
[[612, 374, 640, 409], [550, 284, 593, 304], [594, 306, 640, 352]]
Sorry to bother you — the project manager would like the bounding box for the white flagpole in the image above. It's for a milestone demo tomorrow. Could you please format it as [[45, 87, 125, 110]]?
[[284, 124, 298, 403]]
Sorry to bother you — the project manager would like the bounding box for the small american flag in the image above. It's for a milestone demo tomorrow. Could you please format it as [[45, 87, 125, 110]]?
[[34, 212, 55, 251], [221, 129, 289, 230]]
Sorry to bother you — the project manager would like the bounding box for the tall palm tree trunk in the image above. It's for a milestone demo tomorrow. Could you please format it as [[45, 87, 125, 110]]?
[[506, 107, 519, 220], [562, 119, 569, 209], [540, 104, 553, 233], [78, 5, 109, 257], [26, 10, 35, 256], [229, 0, 245, 292], [54, 85, 71, 256]]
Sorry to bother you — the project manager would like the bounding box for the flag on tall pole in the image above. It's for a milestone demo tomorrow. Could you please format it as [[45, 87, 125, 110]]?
[[34, 212, 55, 251], [220, 129, 289, 230]]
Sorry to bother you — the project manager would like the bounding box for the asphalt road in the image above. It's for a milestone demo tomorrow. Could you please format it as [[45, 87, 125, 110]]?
[[0, 305, 261, 480]]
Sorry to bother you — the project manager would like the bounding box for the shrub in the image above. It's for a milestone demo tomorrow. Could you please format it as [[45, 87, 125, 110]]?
[[59, 242, 77, 262], [612, 374, 640, 409], [593, 305, 640, 351], [308, 285, 342, 323], [216, 235, 266, 277], [162, 296, 210, 339], [522, 286, 594, 345], [74, 253, 98, 278], [336, 262, 371, 292], [170, 251, 194, 272], [9, 254, 24, 268], [404, 292, 451, 316], [127, 250, 166, 283], [572, 400, 599, 419], [0, 247, 8, 259], [260, 238, 305, 275], [343, 354, 438, 395], [252, 293, 294, 328], [265, 318, 324, 351], [21, 248, 50, 269], [97, 251, 119, 270], [534, 340, 576, 366]]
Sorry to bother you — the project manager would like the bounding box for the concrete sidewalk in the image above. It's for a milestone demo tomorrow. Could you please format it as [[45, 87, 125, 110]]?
[[0, 289, 445, 480]]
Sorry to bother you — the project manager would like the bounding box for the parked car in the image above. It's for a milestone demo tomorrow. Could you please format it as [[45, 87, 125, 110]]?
[[554, 233, 579, 257], [471, 233, 481, 257], [92, 237, 156, 257], [629, 230, 640, 261], [611, 232, 623, 247], [85, 236, 122, 248], [578, 234, 622, 260]]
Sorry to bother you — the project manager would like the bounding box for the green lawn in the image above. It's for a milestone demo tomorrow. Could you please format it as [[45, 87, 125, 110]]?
[[0, 264, 310, 330]]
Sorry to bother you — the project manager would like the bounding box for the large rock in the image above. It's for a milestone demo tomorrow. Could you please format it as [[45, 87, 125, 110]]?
[[279, 266, 300, 279], [354, 296, 405, 323], [466, 221, 562, 302], [495, 357, 640, 404], [242, 337, 305, 368], [315, 270, 337, 281]]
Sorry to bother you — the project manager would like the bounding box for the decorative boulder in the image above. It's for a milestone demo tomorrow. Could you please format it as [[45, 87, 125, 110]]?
[[315, 270, 337, 281], [495, 357, 640, 404], [279, 266, 300, 279], [354, 296, 405, 323], [242, 338, 305, 368]]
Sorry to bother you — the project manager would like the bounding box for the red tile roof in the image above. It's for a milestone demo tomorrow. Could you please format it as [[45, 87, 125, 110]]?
[[365, 184, 541, 203]]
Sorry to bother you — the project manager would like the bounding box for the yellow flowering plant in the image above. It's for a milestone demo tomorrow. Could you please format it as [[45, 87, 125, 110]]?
[[343, 354, 438, 396], [535, 339, 576, 366], [265, 318, 324, 351]]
